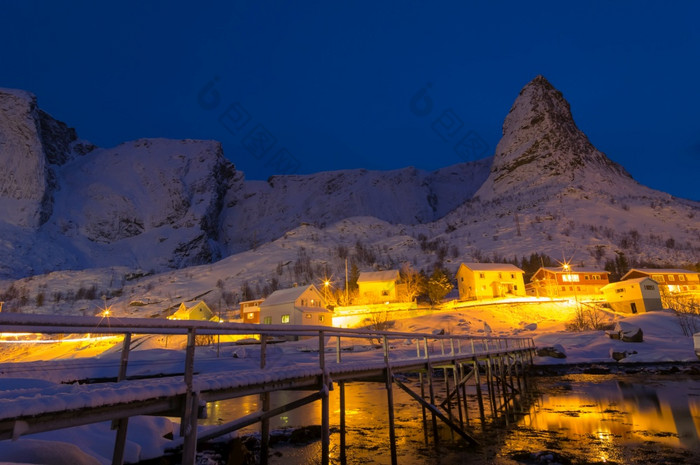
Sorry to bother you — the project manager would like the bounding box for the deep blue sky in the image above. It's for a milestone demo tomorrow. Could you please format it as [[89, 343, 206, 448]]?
[[3, 1, 699, 200]]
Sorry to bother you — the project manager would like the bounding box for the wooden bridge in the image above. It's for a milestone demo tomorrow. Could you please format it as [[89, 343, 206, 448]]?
[[0, 313, 536, 465]]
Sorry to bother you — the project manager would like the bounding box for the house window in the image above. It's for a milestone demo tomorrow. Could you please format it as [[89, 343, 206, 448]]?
[[479, 273, 485, 279], [246, 312, 255, 320], [510, 273, 515, 279], [460, 277, 464, 282], [514, 285, 518, 290], [668, 275, 675, 281], [562, 274, 580, 282], [318, 315, 325, 323], [652, 274, 664, 282], [576, 286, 581, 291], [263, 316, 272, 324], [305, 313, 312, 319], [584, 275, 590, 280], [679, 275, 686, 281], [281, 314, 290, 324], [593, 274, 600, 280], [561, 286, 566, 291], [381, 290, 389, 296], [498, 272, 502, 279]]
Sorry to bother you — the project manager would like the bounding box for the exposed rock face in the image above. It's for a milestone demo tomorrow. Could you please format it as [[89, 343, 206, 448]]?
[[476, 75, 634, 200], [0, 89, 51, 227], [219, 160, 490, 252]]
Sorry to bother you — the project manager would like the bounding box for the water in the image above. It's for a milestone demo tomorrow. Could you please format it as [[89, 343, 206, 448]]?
[[202, 370, 700, 464]]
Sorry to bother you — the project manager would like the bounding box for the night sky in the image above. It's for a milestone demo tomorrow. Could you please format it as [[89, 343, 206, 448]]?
[[3, 1, 699, 200]]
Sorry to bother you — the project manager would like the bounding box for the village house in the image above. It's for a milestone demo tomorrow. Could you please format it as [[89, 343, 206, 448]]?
[[357, 270, 401, 304], [601, 277, 663, 314], [167, 301, 220, 322], [526, 266, 610, 298], [239, 298, 264, 324], [620, 268, 700, 295], [456, 263, 526, 301], [259, 284, 332, 328]]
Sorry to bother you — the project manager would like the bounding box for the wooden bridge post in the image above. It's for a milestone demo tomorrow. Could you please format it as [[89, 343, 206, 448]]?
[[424, 337, 439, 445], [336, 335, 347, 464], [111, 332, 132, 465], [181, 329, 198, 465], [472, 360, 486, 424], [260, 335, 270, 465], [320, 331, 330, 465], [383, 335, 398, 465]]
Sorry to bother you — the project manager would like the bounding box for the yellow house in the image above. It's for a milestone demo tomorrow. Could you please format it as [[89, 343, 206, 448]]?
[[167, 301, 219, 321], [357, 270, 401, 304], [601, 277, 663, 314], [456, 263, 526, 301]]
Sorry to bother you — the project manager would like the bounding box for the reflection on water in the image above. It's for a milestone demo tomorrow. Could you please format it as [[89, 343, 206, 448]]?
[[504, 373, 700, 464], [202, 372, 700, 464]]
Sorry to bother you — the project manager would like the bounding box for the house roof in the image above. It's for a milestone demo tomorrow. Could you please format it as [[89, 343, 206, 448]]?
[[459, 262, 524, 273], [261, 285, 319, 307], [621, 268, 699, 280], [357, 270, 400, 283], [539, 267, 610, 274], [169, 301, 215, 321], [601, 277, 655, 290]]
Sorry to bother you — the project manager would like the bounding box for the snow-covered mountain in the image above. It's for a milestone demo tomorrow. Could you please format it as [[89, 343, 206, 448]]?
[[0, 76, 698, 316]]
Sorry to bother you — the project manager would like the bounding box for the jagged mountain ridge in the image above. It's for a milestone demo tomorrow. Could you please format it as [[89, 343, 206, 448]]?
[[0, 87, 489, 279], [0, 76, 698, 287]]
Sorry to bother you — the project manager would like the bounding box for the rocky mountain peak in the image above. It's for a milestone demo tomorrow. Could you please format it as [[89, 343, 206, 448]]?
[[475, 75, 633, 200]]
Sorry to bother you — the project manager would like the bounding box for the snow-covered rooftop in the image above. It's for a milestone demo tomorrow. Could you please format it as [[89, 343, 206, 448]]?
[[357, 270, 400, 283], [459, 262, 524, 273]]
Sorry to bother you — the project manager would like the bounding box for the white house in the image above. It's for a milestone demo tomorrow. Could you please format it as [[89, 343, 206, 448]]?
[[456, 263, 526, 301], [601, 277, 663, 314], [259, 284, 332, 328], [357, 270, 401, 304]]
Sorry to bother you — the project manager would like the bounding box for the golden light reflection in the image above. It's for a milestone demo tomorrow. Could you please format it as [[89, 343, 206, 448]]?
[[520, 377, 700, 450]]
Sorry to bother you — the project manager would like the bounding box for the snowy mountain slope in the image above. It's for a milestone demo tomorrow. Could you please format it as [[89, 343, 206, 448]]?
[[219, 160, 491, 252], [0, 76, 698, 313]]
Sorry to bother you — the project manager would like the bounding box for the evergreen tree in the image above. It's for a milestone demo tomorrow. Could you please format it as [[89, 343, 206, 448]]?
[[426, 268, 453, 305]]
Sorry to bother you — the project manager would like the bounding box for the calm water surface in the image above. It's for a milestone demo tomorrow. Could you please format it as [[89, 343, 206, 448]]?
[[203, 371, 700, 464]]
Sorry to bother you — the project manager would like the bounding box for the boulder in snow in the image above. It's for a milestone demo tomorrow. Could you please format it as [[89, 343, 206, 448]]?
[[536, 345, 566, 359]]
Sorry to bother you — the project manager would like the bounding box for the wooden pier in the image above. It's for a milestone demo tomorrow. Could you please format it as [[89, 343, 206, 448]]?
[[0, 313, 536, 465]]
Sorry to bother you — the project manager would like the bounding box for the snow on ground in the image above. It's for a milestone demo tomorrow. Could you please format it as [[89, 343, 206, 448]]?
[[0, 300, 698, 464]]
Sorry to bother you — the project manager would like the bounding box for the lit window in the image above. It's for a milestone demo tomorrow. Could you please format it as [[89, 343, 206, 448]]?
[[562, 274, 580, 282], [263, 316, 272, 324], [652, 275, 664, 281], [281, 314, 290, 323], [305, 313, 312, 319], [668, 275, 675, 281], [247, 312, 255, 320], [318, 315, 325, 323]]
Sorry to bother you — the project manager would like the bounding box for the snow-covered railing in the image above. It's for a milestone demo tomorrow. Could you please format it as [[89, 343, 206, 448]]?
[[0, 312, 536, 465]]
